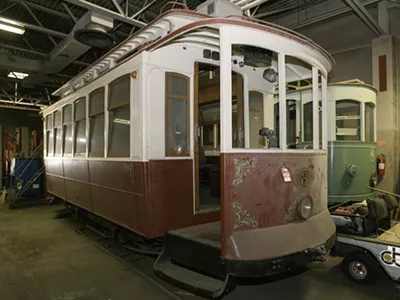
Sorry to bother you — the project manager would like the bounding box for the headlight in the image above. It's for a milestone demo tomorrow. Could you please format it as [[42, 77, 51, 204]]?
[[298, 196, 313, 219]]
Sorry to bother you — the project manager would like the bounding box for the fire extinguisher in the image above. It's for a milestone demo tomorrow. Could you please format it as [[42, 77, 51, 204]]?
[[377, 154, 386, 176]]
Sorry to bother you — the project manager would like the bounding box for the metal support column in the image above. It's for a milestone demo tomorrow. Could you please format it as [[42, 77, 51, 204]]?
[[278, 53, 287, 150], [219, 27, 232, 153], [321, 75, 328, 150], [312, 67, 319, 150]]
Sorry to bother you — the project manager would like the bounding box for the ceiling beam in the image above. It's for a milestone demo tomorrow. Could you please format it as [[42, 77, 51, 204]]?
[[0, 104, 43, 112], [65, 0, 146, 27], [110, 0, 125, 16], [130, 0, 157, 19], [286, 0, 379, 30], [20, 0, 57, 46], [343, 0, 386, 36], [0, 43, 91, 67], [9, 0, 73, 20], [61, 3, 78, 23]]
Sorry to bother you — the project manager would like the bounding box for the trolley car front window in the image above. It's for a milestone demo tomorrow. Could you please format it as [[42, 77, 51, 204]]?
[[336, 100, 360, 141], [165, 73, 190, 157], [365, 103, 375, 142]]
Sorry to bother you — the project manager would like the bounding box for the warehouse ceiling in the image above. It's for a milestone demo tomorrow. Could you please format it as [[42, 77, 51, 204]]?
[[0, 0, 357, 111]]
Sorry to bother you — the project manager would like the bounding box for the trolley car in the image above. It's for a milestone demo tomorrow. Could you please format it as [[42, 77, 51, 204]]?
[[42, 1, 335, 297], [273, 81, 377, 205]]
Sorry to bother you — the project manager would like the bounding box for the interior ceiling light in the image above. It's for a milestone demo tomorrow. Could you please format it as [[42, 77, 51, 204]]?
[[0, 17, 25, 35], [8, 72, 29, 79]]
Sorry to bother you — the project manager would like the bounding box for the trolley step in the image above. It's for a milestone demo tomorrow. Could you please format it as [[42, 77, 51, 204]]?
[[154, 256, 232, 298], [154, 222, 234, 297]]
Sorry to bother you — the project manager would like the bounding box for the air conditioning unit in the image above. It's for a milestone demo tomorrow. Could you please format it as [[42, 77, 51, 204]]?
[[196, 0, 242, 17]]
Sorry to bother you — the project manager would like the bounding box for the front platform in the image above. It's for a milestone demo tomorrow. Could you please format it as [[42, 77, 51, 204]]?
[[153, 222, 233, 298]]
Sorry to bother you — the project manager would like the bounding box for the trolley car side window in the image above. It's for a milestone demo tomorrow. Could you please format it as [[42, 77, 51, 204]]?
[[63, 104, 73, 155], [74, 97, 87, 156], [336, 100, 360, 141], [303, 102, 322, 143], [365, 103, 375, 142], [165, 73, 189, 157], [249, 91, 264, 149], [46, 114, 54, 156], [89, 88, 105, 157], [108, 75, 130, 157], [54, 110, 62, 156]]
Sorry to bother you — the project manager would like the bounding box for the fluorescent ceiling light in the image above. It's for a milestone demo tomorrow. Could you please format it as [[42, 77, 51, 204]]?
[[0, 17, 24, 27], [0, 23, 25, 35], [8, 72, 29, 79]]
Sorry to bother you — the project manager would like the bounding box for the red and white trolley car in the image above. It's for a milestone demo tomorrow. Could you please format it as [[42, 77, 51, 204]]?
[[43, 1, 336, 297]]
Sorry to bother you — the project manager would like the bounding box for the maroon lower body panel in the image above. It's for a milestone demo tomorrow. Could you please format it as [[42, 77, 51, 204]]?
[[45, 158, 219, 238], [221, 151, 335, 260]]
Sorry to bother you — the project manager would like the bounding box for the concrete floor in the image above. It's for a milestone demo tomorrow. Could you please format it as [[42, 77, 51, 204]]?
[[0, 205, 399, 300]]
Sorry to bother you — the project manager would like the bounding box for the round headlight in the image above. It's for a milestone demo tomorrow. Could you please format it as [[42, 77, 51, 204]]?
[[298, 196, 313, 219]]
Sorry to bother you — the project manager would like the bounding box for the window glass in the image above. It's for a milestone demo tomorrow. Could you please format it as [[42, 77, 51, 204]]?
[[46, 114, 53, 129], [63, 125, 73, 154], [336, 100, 360, 141], [89, 114, 105, 157], [365, 103, 375, 142], [166, 97, 188, 156], [89, 88, 105, 115], [249, 91, 264, 149], [75, 97, 86, 121], [109, 106, 130, 157], [54, 128, 62, 156], [167, 75, 188, 97], [165, 73, 189, 156], [109, 75, 130, 108], [75, 120, 86, 156], [47, 130, 54, 156], [63, 105, 72, 123], [202, 124, 214, 147], [54, 110, 62, 127], [303, 102, 322, 143], [303, 102, 313, 142]]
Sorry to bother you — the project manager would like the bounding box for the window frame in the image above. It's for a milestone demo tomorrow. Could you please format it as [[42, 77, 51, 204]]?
[[54, 110, 63, 157], [165, 72, 190, 157], [108, 74, 131, 158], [62, 104, 73, 156], [45, 113, 54, 157], [364, 102, 376, 143], [89, 87, 105, 157], [335, 99, 361, 142], [74, 97, 87, 157]]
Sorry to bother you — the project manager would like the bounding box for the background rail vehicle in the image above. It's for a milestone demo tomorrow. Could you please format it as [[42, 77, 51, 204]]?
[[273, 80, 378, 206], [42, 0, 336, 297]]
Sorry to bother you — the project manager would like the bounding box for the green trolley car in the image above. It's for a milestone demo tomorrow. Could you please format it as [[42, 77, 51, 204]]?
[[274, 80, 377, 205]]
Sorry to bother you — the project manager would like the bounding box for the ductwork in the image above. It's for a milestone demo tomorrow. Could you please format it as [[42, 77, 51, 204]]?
[[41, 11, 114, 74]]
